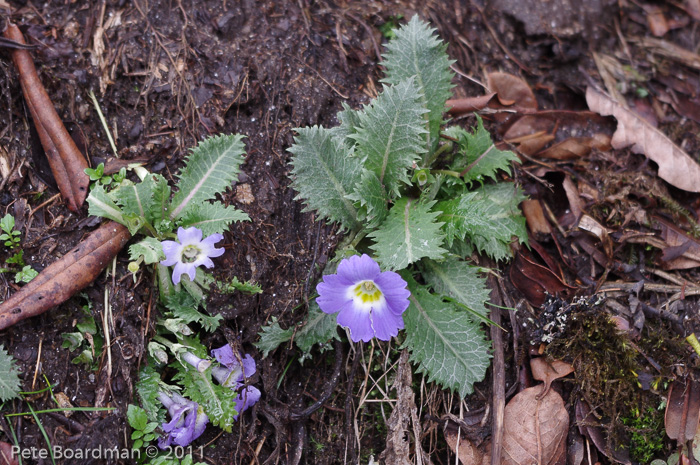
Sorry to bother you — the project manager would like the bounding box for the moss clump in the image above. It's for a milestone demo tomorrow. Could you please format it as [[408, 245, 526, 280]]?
[[620, 407, 665, 463]]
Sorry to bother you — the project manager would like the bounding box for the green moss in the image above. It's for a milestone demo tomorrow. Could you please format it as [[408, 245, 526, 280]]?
[[621, 407, 665, 463]]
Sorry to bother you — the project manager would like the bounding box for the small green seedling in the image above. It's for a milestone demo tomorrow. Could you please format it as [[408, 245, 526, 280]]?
[[84, 162, 126, 187]]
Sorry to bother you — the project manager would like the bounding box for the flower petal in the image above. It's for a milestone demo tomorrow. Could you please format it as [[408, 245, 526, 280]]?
[[316, 278, 352, 314], [234, 385, 261, 419], [375, 272, 410, 315], [172, 262, 196, 284], [239, 354, 256, 378], [177, 226, 203, 245], [369, 304, 405, 341], [336, 254, 380, 284], [200, 233, 225, 258], [160, 241, 181, 266], [336, 304, 374, 343], [211, 344, 236, 369]]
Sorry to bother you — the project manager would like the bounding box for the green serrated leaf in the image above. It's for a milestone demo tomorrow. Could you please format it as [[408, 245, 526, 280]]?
[[255, 317, 294, 358], [330, 102, 362, 149], [449, 116, 520, 183], [295, 301, 340, 363], [369, 197, 446, 270], [382, 15, 455, 153], [116, 173, 171, 227], [401, 277, 491, 398], [129, 237, 166, 265], [436, 183, 527, 261], [173, 364, 238, 431], [0, 345, 21, 402], [178, 201, 249, 236], [217, 276, 262, 295], [164, 292, 221, 332], [136, 364, 163, 422], [170, 134, 246, 220], [347, 170, 389, 228], [420, 257, 492, 323], [289, 126, 363, 231], [87, 184, 127, 225], [351, 78, 428, 197]]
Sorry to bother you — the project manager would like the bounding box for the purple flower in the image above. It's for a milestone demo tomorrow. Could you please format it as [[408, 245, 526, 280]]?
[[316, 254, 410, 343], [157, 392, 208, 448], [160, 227, 224, 285], [211, 345, 261, 419], [181, 351, 212, 372]]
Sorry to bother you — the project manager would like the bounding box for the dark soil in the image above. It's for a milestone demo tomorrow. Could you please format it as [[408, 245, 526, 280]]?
[[1, 1, 700, 464]]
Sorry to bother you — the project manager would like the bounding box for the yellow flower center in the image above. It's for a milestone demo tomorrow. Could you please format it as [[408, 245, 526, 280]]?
[[353, 280, 382, 304]]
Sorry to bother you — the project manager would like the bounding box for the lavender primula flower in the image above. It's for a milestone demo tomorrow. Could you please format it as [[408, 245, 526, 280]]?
[[316, 254, 410, 343], [211, 345, 261, 419], [160, 227, 224, 285], [157, 392, 208, 448]]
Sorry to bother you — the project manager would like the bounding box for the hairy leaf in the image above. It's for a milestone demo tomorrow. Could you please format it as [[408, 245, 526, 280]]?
[[170, 134, 246, 219], [0, 345, 20, 402], [136, 363, 163, 422], [420, 257, 491, 318], [87, 184, 126, 225], [129, 237, 165, 265], [369, 197, 446, 270], [173, 363, 238, 432], [164, 292, 222, 332], [346, 170, 389, 228], [116, 173, 170, 227], [178, 201, 249, 236], [330, 102, 362, 149], [351, 78, 428, 197], [255, 317, 294, 358], [437, 183, 527, 261], [295, 301, 340, 363], [450, 115, 521, 184], [216, 276, 262, 295], [289, 126, 363, 230], [382, 16, 455, 152], [401, 277, 491, 398]]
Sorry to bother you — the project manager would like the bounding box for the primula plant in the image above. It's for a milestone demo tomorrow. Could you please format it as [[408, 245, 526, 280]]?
[[85, 135, 261, 460], [259, 16, 527, 397]]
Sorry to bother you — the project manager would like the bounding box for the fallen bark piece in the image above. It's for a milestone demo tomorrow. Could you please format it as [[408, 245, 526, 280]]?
[[4, 23, 90, 212], [0, 221, 130, 330], [586, 86, 700, 193]]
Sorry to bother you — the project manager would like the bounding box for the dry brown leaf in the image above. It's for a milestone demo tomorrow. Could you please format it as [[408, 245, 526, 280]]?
[[501, 386, 568, 465], [447, 93, 497, 116], [586, 86, 700, 193], [646, 7, 669, 37], [537, 135, 611, 160], [445, 428, 491, 465], [530, 358, 574, 398], [487, 72, 538, 110], [665, 377, 700, 441], [521, 199, 550, 239]]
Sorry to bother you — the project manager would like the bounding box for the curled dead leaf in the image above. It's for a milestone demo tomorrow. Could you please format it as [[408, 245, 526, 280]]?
[[487, 72, 538, 110], [0, 221, 131, 330], [530, 358, 574, 398], [501, 386, 568, 465], [586, 86, 700, 192]]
